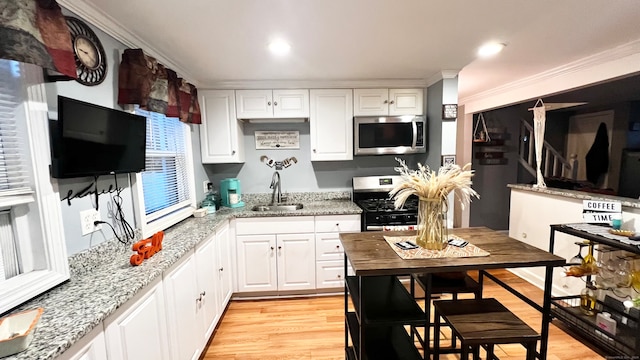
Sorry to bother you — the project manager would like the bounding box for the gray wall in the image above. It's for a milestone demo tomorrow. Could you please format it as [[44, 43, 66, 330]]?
[[47, 8, 209, 255]]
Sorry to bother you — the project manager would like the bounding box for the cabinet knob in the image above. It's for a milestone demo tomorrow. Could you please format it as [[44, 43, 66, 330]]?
[[383, 100, 388, 104], [313, 149, 316, 153], [278, 246, 282, 250], [335, 245, 340, 249], [271, 246, 275, 250], [336, 223, 339, 227], [268, 101, 272, 106], [337, 274, 341, 279], [274, 101, 278, 106], [201, 291, 206, 297], [232, 150, 236, 155], [522, 232, 527, 239], [389, 100, 395, 104], [219, 267, 224, 272]]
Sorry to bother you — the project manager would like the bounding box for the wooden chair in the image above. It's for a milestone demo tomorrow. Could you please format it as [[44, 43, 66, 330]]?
[[433, 298, 540, 360]]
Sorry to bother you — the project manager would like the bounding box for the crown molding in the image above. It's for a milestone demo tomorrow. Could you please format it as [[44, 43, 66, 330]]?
[[57, 0, 199, 85], [425, 70, 460, 87], [202, 79, 428, 90], [460, 39, 640, 114]]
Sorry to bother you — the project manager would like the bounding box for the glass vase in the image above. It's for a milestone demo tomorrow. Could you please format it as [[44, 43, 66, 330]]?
[[416, 197, 448, 250]]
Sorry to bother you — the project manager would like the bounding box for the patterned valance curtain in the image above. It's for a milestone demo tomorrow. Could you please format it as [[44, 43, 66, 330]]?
[[0, 0, 77, 79], [118, 49, 201, 124]]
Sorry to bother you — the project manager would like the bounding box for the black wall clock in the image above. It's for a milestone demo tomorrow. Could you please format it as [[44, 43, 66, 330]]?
[[65, 16, 107, 86]]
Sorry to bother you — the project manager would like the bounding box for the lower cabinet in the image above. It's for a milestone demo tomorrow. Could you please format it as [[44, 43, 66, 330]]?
[[104, 277, 171, 360], [57, 324, 108, 360], [236, 233, 316, 292], [315, 215, 360, 289]]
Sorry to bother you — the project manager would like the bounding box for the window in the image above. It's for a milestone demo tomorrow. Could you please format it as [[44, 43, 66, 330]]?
[[0, 59, 69, 314], [131, 109, 196, 239]]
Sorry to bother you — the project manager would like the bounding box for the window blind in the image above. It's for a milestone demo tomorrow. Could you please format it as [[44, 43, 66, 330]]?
[[136, 109, 191, 222]]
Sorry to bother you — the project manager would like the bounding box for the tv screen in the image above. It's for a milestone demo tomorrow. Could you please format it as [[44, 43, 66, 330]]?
[[50, 96, 147, 179]]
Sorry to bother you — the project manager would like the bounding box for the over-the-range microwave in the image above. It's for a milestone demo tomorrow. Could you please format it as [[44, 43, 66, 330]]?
[[354, 115, 426, 155]]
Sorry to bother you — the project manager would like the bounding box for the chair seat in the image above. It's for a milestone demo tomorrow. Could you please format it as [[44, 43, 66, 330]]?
[[434, 298, 540, 345]]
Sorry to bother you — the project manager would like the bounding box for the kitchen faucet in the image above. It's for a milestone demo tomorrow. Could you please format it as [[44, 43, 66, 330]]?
[[269, 171, 282, 205]]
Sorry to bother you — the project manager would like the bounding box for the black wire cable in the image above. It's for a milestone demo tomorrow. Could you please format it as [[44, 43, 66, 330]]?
[[94, 174, 136, 245]]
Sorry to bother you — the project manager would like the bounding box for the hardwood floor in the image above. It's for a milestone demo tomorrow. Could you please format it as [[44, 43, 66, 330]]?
[[201, 270, 606, 360]]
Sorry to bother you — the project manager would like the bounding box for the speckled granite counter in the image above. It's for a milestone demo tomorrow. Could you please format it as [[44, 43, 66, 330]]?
[[4, 192, 361, 360], [508, 184, 640, 209]]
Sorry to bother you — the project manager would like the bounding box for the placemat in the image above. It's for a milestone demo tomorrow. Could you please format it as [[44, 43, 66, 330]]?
[[384, 234, 490, 259]]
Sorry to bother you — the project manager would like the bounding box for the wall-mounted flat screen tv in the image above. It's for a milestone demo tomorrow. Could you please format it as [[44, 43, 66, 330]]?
[[50, 96, 147, 179]]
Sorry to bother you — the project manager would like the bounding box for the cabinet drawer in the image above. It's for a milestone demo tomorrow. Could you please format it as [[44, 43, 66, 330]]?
[[316, 260, 352, 289], [315, 215, 360, 233], [315, 233, 344, 261], [236, 216, 314, 235]]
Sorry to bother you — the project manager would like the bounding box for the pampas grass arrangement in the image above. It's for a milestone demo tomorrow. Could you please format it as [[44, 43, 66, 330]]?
[[389, 158, 480, 249]]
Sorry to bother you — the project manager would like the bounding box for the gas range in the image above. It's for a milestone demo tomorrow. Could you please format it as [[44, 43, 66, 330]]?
[[352, 175, 419, 231]]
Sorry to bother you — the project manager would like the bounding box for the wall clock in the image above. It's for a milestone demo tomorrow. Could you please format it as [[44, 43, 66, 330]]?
[[65, 16, 107, 86]]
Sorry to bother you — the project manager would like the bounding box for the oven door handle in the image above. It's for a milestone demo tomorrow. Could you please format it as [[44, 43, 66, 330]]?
[[411, 120, 418, 149]]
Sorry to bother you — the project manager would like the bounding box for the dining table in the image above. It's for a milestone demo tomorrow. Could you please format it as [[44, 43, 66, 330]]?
[[340, 227, 566, 360]]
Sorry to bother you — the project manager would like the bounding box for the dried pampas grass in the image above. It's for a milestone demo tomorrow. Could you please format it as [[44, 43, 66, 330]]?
[[389, 157, 480, 209]]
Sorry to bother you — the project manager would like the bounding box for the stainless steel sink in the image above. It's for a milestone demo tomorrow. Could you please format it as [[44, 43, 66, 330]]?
[[251, 203, 304, 212]]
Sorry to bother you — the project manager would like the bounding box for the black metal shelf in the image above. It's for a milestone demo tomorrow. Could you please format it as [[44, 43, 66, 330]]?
[[346, 275, 425, 326], [345, 311, 422, 360], [550, 225, 640, 357]]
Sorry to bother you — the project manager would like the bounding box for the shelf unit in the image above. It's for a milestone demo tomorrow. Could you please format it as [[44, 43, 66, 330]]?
[[344, 271, 425, 359], [549, 224, 640, 357]]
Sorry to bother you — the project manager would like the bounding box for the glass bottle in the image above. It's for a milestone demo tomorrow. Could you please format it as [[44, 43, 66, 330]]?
[[580, 280, 597, 316], [581, 241, 596, 274]]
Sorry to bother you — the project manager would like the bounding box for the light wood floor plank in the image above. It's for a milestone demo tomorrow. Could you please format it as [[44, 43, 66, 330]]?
[[201, 269, 606, 360]]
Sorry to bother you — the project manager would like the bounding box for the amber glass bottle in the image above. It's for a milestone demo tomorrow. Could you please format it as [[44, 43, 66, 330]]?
[[580, 280, 597, 316]]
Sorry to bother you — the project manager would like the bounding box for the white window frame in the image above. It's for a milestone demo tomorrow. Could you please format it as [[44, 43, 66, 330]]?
[[131, 112, 197, 239], [0, 62, 70, 315]]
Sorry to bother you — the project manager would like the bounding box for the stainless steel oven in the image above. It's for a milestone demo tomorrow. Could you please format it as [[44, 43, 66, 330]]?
[[354, 115, 426, 156], [352, 175, 418, 231]]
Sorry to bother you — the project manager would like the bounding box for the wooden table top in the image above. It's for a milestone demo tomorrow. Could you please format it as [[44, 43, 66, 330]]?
[[340, 227, 565, 276]]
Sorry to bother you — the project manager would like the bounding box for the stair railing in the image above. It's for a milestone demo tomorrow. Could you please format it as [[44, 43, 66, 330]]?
[[519, 119, 577, 179]]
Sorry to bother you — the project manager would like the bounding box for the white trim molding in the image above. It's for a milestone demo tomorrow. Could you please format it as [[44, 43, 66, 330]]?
[[461, 39, 640, 114]]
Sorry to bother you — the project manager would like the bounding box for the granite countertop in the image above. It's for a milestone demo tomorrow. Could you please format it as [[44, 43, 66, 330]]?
[[4, 192, 361, 360], [508, 184, 640, 209]]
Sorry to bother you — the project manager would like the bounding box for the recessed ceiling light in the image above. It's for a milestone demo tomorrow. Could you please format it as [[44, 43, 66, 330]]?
[[268, 40, 291, 56], [477, 42, 506, 58]]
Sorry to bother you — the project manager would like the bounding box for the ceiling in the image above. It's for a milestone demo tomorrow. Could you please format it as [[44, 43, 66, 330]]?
[[61, 0, 640, 104]]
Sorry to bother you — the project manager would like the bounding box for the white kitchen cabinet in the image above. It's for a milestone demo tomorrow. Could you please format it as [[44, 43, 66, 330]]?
[[56, 324, 108, 360], [235, 217, 316, 292], [353, 88, 424, 116], [200, 89, 244, 163], [309, 89, 353, 161], [235, 89, 309, 119], [164, 231, 223, 360], [215, 220, 233, 314], [314, 215, 360, 289], [104, 278, 170, 360], [163, 254, 201, 360]]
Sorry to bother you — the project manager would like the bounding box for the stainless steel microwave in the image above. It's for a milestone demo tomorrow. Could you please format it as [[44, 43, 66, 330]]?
[[354, 116, 426, 155]]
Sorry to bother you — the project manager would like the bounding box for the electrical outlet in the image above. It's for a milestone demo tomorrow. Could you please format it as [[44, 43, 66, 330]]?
[[80, 209, 102, 236], [203, 180, 212, 194]]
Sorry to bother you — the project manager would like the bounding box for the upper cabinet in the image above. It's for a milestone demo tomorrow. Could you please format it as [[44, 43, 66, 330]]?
[[309, 89, 353, 161], [200, 90, 244, 163], [353, 88, 424, 116], [236, 89, 309, 119]]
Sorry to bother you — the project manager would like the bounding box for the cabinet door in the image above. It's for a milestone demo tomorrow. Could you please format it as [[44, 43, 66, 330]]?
[[200, 90, 244, 163], [164, 255, 200, 360], [353, 88, 389, 116], [316, 260, 346, 289], [309, 89, 353, 161], [195, 234, 220, 343], [215, 221, 233, 309], [315, 232, 344, 261], [104, 279, 170, 360], [277, 233, 316, 291], [273, 89, 309, 118], [236, 234, 277, 292], [56, 324, 108, 360], [389, 88, 424, 115], [235, 89, 273, 118]]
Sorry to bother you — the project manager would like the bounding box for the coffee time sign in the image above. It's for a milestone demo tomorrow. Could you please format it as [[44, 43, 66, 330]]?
[[582, 200, 622, 223]]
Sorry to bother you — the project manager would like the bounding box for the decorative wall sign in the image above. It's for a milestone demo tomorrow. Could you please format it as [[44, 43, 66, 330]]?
[[255, 131, 299, 149], [441, 154, 456, 166], [442, 104, 458, 120]]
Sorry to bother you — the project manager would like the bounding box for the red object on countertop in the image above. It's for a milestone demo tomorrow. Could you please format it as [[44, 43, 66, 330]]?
[[130, 231, 164, 266]]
